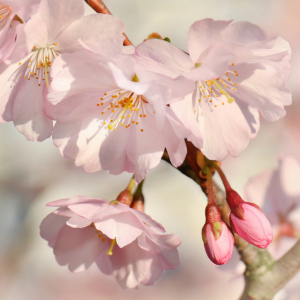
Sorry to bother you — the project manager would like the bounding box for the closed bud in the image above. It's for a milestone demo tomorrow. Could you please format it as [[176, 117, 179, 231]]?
[[202, 222, 234, 265], [131, 194, 145, 212], [116, 190, 133, 206], [227, 190, 273, 248], [202, 204, 234, 265]]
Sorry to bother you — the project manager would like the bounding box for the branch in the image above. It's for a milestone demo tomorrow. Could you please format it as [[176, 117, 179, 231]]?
[[163, 141, 300, 299], [85, 0, 133, 46]]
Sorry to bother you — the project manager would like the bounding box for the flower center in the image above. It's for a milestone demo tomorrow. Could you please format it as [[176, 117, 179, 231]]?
[[20, 44, 59, 87], [0, 4, 11, 30], [90, 222, 117, 255], [194, 64, 239, 112], [97, 89, 154, 132]]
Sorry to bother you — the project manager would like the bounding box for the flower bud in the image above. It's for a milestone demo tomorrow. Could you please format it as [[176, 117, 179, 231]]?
[[202, 204, 234, 265], [202, 222, 234, 265], [227, 190, 273, 248], [116, 190, 133, 206], [131, 194, 145, 212]]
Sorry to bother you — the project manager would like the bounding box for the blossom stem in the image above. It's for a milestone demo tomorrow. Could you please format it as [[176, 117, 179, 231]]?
[[213, 162, 232, 192], [85, 0, 133, 46], [126, 175, 135, 193]]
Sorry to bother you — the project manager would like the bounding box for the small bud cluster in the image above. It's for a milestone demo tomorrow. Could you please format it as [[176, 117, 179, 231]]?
[[202, 163, 273, 265]]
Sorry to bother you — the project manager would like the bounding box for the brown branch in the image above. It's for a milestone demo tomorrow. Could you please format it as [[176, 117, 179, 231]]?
[[85, 0, 133, 46], [163, 141, 300, 299]]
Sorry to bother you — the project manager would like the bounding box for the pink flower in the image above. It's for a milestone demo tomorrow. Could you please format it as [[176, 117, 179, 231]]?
[[0, 0, 125, 141], [135, 19, 291, 161], [40, 196, 181, 289], [202, 222, 234, 265], [244, 155, 300, 258], [227, 189, 273, 248], [45, 48, 195, 183], [0, 0, 39, 62]]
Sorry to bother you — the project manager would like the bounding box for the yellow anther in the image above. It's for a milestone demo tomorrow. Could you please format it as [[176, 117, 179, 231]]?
[[102, 238, 106, 242], [102, 112, 105, 115], [212, 80, 234, 104], [136, 122, 139, 125], [101, 103, 104, 105], [103, 122, 106, 125], [112, 110, 115, 113], [54, 43, 58, 46], [143, 114, 146, 117], [97, 104, 100, 106], [121, 123, 124, 126], [140, 129, 144, 132], [19, 62, 22, 65], [232, 63, 235, 66], [98, 234, 103, 238], [222, 102, 225, 105], [104, 93, 107, 95], [110, 119, 113, 122], [128, 114, 131, 117], [214, 105, 217, 107]]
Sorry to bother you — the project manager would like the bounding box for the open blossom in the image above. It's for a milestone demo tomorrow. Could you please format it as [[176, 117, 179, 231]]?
[[40, 196, 181, 289], [0, 0, 39, 62], [45, 48, 196, 183], [244, 155, 300, 258], [0, 0, 125, 141], [135, 18, 291, 160]]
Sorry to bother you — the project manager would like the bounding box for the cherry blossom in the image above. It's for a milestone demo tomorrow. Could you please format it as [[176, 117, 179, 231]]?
[[244, 155, 300, 256], [45, 48, 196, 183], [0, 0, 125, 141], [135, 19, 291, 160], [0, 0, 40, 62], [40, 196, 181, 289]]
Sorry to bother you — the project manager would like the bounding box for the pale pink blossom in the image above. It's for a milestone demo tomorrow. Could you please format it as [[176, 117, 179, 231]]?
[[227, 187, 273, 248], [135, 19, 291, 160], [0, 0, 39, 62], [0, 0, 125, 141], [244, 155, 300, 258], [45, 48, 196, 183], [202, 222, 234, 265], [40, 196, 181, 289]]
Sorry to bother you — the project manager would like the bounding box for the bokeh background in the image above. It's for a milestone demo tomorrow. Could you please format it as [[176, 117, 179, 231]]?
[[1, 0, 300, 299]]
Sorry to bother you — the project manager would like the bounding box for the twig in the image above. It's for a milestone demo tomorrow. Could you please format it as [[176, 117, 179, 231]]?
[[85, 0, 133, 46], [163, 141, 300, 300]]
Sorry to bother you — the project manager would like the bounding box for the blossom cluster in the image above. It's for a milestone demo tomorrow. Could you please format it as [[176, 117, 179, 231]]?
[[0, 0, 292, 289]]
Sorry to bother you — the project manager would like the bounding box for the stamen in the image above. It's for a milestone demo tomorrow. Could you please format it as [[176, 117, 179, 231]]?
[[212, 80, 234, 103], [106, 239, 116, 256]]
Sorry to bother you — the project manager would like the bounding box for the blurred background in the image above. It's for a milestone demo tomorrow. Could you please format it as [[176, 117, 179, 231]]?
[[1, 0, 300, 299]]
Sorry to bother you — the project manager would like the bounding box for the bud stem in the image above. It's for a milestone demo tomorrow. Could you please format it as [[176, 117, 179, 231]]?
[[213, 163, 232, 192], [205, 168, 215, 205]]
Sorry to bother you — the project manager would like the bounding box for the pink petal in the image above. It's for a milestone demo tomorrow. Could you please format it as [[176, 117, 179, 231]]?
[[53, 224, 109, 273], [12, 80, 53, 141], [37, 0, 84, 44], [135, 39, 194, 78], [56, 14, 125, 55], [188, 19, 232, 63]]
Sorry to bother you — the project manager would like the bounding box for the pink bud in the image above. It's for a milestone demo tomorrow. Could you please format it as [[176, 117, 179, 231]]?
[[230, 202, 273, 248], [202, 222, 234, 265]]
